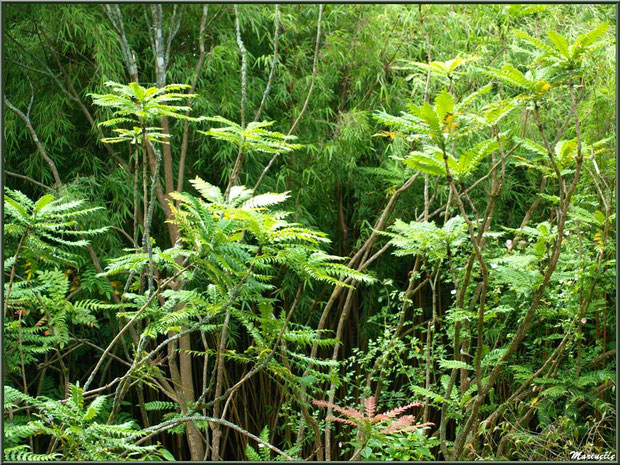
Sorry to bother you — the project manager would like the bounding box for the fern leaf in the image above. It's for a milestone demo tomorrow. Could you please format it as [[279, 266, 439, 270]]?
[[546, 30, 570, 58], [435, 89, 454, 122], [459, 83, 493, 109], [410, 385, 445, 403], [83, 396, 107, 421], [365, 396, 376, 418], [242, 192, 290, 209], [575, 22, 610, 48], [439, 359, 473, 371], [189, 177, 224, 203], [512, 29, 556, 56], [381, 401, 421, 419], [485, 65, 531, 90]]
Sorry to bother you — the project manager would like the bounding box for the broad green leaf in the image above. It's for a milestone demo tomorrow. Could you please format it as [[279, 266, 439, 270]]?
[[418, 103, 442, 144], [34, 194, 55, 213], [160, 448, 176, 461], [129, 81, 145, 101], [435, 90, 454, 122], [547, 30, 570, 58], [574, 22, 609, 48]]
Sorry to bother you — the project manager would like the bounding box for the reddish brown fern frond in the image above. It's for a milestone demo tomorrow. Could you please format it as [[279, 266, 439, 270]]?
[[380, 415, 415, 434], [397, 422, 435, 433], [371, 413, 389, 423], [312, 400, 335, 409], [334, 405, 364, 419], [365, 396, 376, 418], [326, 415, 359, 427], [312, 396, 429, 434], [312, 399, 364, 419], [382, 401, 421, 419], [381, 419, 434, 434]]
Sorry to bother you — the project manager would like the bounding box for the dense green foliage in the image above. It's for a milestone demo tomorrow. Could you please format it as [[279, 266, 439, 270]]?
[[3, 3, 616, 461]]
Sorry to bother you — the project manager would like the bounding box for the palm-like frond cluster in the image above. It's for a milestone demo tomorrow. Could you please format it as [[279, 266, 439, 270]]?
[[199, 116, 302, 154], [90, 81, 201, 144], [170, 177, 373, 289]]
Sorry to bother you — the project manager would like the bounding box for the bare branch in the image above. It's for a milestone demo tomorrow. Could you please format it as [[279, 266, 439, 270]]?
[[178, 5, 211, 193], [104, 5, 139, 82], [234, 5, 248, 129], [130, 416, 295, 460], [225, 5, 250, 194], [4, 170, 51, 190], [254, 4, 280, 122], [4, 96, 62, 186], [253, 4, 324, 192], [165, 5, 184, 69]]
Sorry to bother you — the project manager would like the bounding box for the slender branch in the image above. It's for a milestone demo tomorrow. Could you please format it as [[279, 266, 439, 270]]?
[[143, 140, 162, 293], [452, 86, 585, 458], [253, 4, 324, 192], [178, 5, 210, 193], [200, 282, 303, 414], [106, 261, 256, 423], [4, 96, 62, 186], [83, 265, 191, 391], [165, 5, 184, 69], [254, 4, 280, 122], [419, 5, 432, 104], [225, 5, 250, 194], [4, 170, 51, 190], [71, 337, 132, 368], [235, 4, 248, 129], [111, 226, 136, 246], [130, 416, 295, 460], [103, 5, 138, 82], [293, 172, 420, 447]]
